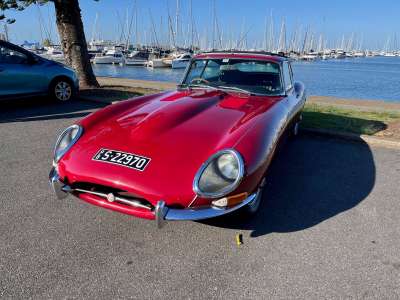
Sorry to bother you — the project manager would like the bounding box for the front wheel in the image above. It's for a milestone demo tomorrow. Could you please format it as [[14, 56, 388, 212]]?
[[293, 121, 300, 136], [51, 79, 73, 102], [292, 114, 302, 137]]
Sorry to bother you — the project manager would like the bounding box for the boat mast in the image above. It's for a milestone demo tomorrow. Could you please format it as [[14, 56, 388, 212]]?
[[340, 35, 345, 50], [115, 10, 125, 44], [166, 0, 176, 48], [289, 23, 299, 53], [268, 10, 274, 52], [347, 33, 354, 52], [277, 18, 286, 53], [175, 0, 180, 47], [126, 4, 136, 50], [212, 0, 216, 50], [237, 18, 245, 50], [125, 8, 129, 47], [301, 26, 309, 54], [309, 32, 314, 52], [91, 12, 99, 43], [317, 34, 323, 53], [148, 9, 160, 48], [135, 0, 139, 47], [189, 0, 194, 50], [263, 16, 268, 51], [36, 4, 51, 45]]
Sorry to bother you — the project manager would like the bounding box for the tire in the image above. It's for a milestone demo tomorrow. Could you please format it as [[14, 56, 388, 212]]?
[[292, 114, 302, 137], [50, 79, 74, 102], [293, 121, 300, 136]]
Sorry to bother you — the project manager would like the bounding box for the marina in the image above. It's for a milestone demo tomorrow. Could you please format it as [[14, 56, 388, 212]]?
[[4, 0, 398, 103], [91, 56, 400, 102], [3, 0, 399, 104]]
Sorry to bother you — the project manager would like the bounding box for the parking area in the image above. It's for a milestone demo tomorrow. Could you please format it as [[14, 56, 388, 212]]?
[[1, 98, 400, 299]]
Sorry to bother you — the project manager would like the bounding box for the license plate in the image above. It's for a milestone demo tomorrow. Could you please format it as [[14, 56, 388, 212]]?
[[93, 148, 150, 171]]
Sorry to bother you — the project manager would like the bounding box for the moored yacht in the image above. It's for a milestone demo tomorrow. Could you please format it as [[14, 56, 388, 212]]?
[[147, 58, 170, 68], [42, 47, 65, 62], [93, 49, 125, 65], [125, 50, 149, 66], [300, 52, 319, 61], [353, 51, 365, 57], [171, 53, 192, 69], [384, 52, 396, 57]]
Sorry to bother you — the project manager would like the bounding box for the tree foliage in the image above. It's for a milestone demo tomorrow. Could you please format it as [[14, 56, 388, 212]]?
[[42, 37, 51, 46], [0, 0, 49, 24]]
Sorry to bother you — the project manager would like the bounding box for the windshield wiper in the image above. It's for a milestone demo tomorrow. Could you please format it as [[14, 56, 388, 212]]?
[[180, 83, 253, 95], [216, 86, 252, 95], [187, 84, 218, 90]]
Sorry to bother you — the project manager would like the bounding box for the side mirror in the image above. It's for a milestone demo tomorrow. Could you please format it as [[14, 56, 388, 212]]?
[[293, 81, 304, 99]]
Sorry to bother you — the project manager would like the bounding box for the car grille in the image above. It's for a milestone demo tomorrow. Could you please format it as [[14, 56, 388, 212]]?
[[70, 182, 154, 211]]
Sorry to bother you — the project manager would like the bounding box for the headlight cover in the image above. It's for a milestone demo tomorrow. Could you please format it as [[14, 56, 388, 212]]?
[[53, 125, 83, 163], [193, 149, 245, 198]]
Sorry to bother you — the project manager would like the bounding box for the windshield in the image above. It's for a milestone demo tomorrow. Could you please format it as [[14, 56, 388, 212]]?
[[181, 58, 283, 96]]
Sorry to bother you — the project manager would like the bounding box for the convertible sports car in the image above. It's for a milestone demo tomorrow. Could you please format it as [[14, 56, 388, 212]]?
[[49, 51, 306, 228]]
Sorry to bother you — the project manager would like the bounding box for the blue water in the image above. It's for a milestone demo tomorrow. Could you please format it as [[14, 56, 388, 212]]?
[[92, 57, 400, 102], [92, 64, 186, 83]]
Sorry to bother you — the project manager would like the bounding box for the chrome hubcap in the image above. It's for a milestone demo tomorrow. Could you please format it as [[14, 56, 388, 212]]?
[[55, 81, 72, 101]]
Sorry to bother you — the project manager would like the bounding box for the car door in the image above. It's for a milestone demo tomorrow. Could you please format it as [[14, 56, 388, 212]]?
[[0, 44, 48, 97], [282, 61, 299, 122]]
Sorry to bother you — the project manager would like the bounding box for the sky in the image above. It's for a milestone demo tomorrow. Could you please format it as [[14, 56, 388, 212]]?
[[1, 0, 399, 50]]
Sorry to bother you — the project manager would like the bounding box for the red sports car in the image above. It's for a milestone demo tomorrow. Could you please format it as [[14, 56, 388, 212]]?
[[49, 52, 306, 228]]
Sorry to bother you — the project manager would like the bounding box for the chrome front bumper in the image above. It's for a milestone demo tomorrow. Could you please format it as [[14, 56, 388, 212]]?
[[49, 168, 257, 228]]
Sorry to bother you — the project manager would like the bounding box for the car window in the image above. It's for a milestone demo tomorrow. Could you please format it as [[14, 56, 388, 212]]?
[[235, 61, 280, 73], [283, 61, 293, 91], [0, 46, 28, 64], [185, 60, 207, 83], [203, 60, 220, 79]]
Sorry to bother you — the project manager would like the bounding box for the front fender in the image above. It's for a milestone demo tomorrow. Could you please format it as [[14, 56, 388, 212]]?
[[234, 99, 289, 194]]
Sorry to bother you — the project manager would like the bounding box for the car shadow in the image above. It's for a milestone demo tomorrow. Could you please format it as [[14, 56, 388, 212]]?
[[200, 134, 376, 238], [0, 97, 107, 123]]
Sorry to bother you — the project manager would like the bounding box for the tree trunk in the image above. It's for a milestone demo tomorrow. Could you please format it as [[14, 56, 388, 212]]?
[[53, 0, 99, 88]]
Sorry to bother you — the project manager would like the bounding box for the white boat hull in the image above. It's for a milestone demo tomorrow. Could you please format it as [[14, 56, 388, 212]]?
[[93, 57, 125, 64], [125, 59, 147, 66], [147, 59, 170, 68], [172, 59, 190, 69]]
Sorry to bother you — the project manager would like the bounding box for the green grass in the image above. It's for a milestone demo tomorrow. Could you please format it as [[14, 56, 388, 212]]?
[[302, 103, 400, 135]]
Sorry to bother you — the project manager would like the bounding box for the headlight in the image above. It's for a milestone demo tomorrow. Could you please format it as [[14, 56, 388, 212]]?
[[53, 125, 83, 163], [193, 149, 244, 198]]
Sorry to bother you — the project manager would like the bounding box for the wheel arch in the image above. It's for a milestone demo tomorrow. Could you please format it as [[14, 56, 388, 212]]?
[[48, 75, 75, 93], [48, 75, 76, 101]]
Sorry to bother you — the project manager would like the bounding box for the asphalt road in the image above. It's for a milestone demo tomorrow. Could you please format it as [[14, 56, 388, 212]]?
[[1, 98, 400, 299]]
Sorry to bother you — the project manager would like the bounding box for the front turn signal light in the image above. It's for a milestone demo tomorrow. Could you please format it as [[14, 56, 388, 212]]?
[[211, 192, 248, 208]]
